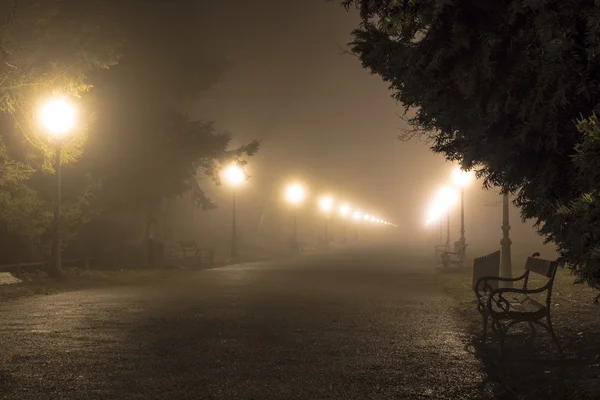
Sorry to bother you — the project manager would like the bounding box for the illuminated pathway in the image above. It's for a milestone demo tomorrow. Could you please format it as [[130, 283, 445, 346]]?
[[0, 245, 492, 399]]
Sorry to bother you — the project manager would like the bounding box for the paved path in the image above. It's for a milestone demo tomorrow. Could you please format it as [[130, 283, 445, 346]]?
[[0, 245, 491, 399]]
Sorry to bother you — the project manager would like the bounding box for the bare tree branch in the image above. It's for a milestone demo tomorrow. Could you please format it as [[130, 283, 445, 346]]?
[[335, 43, 359, 58]]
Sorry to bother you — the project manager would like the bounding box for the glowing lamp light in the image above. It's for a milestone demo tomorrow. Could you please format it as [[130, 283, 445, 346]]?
[[339, 204, 350, 217], [425, 185, 460, 225], [285, 183, 306, 206], [438, 186, 459, 208], [452, 167, 474, 188], [319, 196, 335, 213], [39, 99, 77, 138], [223, 164, 246, 187], [353, 211, 362, 221]]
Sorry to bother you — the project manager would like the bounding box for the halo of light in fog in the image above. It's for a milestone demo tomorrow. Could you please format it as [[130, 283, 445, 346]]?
[[452, 167, 474, 188], [39, 98, 77, 137], [353, 211, 362, 221], [285, 183, 307, 206], [339, 204, 350, 217], [319, 195, 335, 213], [425, 185, 459, 225], [223, 164, 246, 187]]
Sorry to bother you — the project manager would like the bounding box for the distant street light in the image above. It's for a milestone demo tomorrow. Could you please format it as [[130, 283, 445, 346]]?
[[39, 98, 77, 277], [285, 182, 306, 250], [318, 195, 335, 244], [223, 164, 248, 260], [352, 210, 363, 241], [426, 185, 459, 248], [339, 204, 350, 217], [339, 204, 350, 243], [452, 167, 474, 249]]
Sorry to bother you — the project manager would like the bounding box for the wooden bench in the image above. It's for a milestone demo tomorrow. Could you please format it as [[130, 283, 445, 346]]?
[[174, 241, 214, 266], [434, 244, 447, 258], [472, 250, 500, 293], [474, 252, 562, 355], [441, 244, 467, 269]]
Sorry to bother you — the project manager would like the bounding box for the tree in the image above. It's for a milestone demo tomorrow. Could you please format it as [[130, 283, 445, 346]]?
[[542, 115, 600, 301], [0, 0, 121, 270], [70, 0, 259, 266], [0, 0, 259, 270], [341, 0, 600, 293]]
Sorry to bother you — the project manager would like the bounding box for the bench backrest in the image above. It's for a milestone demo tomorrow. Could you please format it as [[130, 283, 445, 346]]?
[[523, 256, 561, 305], [179, 241, 198, 249], [525, 256, 558, 278], [472, 250, 500, 290]]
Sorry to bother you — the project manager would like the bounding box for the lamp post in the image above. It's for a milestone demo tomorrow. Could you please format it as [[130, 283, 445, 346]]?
[[500, 193, 513, 286], [434, 186, 459, 250], [223, 164, 247, 260], [284, 183, 306, 250], [339, 204, 350, 243], [39, 99, 77, 278], [452, 168, 474, 249], [353, 210, 362, 241], [318, 195, 334, 246], [446, 206, 451, 248]]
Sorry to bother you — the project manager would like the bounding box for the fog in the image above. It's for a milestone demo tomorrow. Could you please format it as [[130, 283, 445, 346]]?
[[155, 0, 557, 264]]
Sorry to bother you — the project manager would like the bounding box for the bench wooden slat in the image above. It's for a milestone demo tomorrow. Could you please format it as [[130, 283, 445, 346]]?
[[507, 294, 545, 314], [472, 250, 500, 290], [524, 256, 556, 278]]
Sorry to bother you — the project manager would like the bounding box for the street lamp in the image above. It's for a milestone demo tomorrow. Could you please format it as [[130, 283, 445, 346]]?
[[433, 186, 459, 248], [352, 210, 362, 241], [339, 204, 350, 243], [501, 193, 513, 285], [285, 182, 306, 249], [318, 195, 334, 245], [339, 204, 350, 217], [452, 167, 474, 249], [39, 98, 77, 277], [223, 164, 247, 260]]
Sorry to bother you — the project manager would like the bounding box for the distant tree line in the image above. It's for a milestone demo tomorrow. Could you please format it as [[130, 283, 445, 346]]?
[[341, 0, 600, 296], [0, 0, 258, 269]]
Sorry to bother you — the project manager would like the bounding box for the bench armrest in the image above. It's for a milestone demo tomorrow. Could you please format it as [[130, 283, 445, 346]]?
[[442, 245, 467, 258], [474, 271, 527, 300], [441, 250, 460, 256]]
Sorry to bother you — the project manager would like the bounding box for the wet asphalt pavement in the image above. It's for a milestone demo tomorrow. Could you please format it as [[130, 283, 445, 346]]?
[[0, 245, 491, 399]]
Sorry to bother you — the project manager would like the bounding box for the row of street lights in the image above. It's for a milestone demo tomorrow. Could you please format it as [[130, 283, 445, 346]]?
[[38, 97, 397, 269], [283, 182, 396, 248], [221, 173, 396, 260]]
